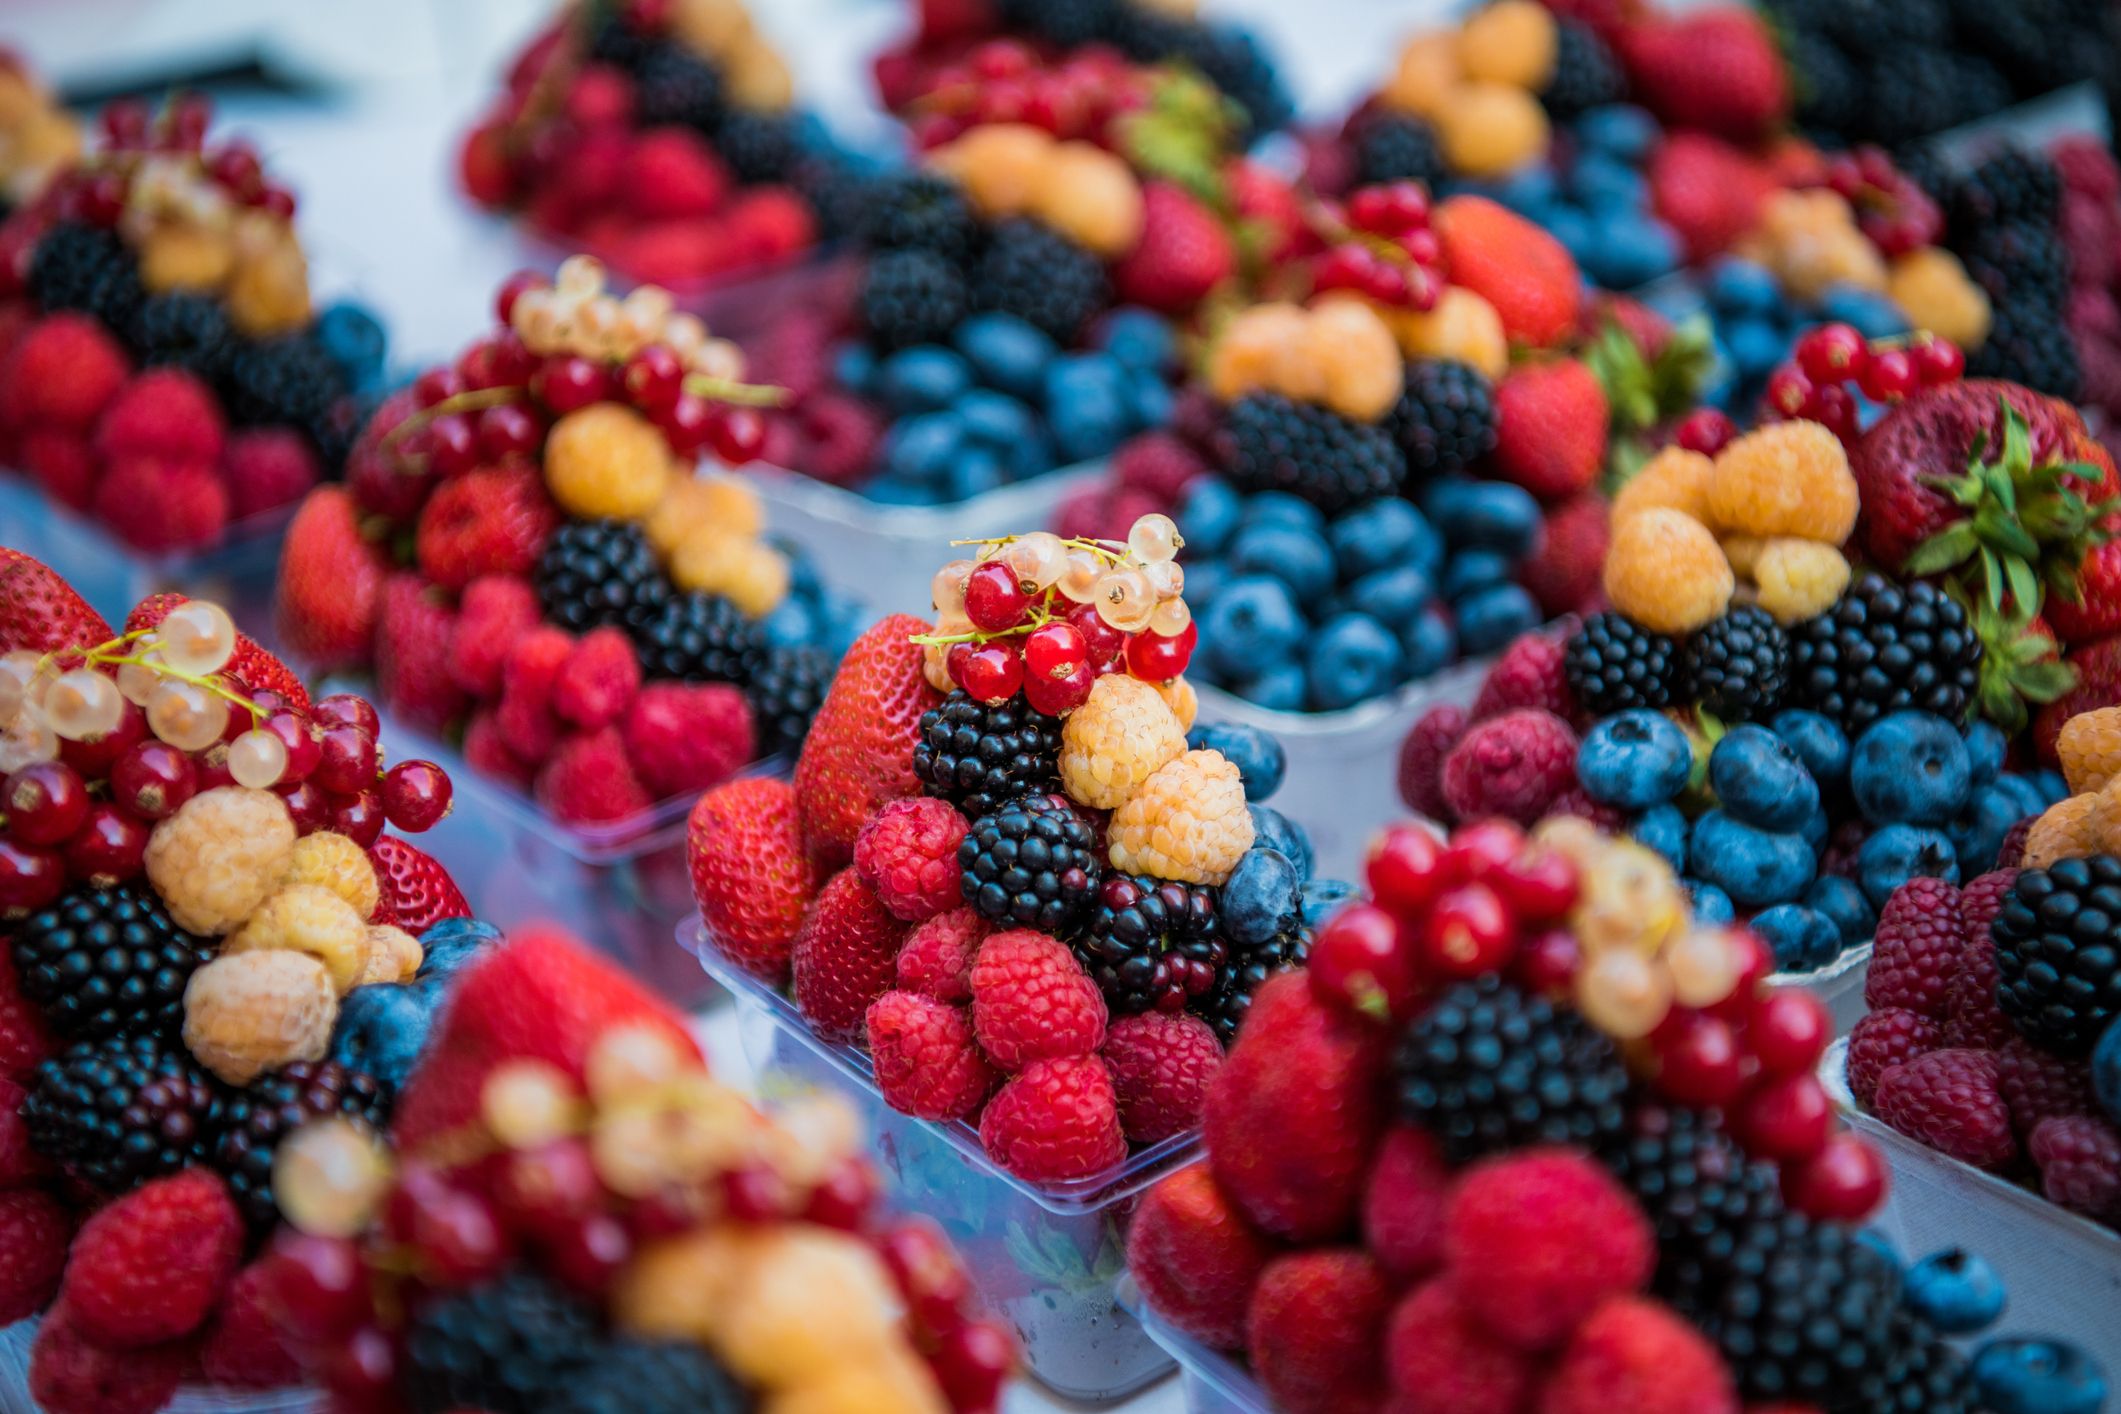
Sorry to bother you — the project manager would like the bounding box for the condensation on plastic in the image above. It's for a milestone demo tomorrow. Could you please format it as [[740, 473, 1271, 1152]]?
[[683, 917, 1195, 1403], [1119, 1275, 1268, 1414], [1823, 1037, 2121, 1361], [1771, 942, 1872, 1034], [0, 1317, 319, 1413]]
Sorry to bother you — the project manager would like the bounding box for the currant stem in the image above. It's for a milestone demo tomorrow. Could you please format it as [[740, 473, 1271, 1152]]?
[[380, 386, 525, 450], [680, 374, 790, 408]]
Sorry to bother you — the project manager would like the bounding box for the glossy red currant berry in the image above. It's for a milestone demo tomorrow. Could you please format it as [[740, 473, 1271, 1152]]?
[[424, 413, 479, 477], [1510, 927, 1581, 998], [262, 1232, 372, 1342], [1421, 883, 1515, 978], [5, 761, 88, 847], [413, 367, 464, 408], [1781, 1132, 1886, 1221], [933, 1318, 1016, 1412], [1440, 820, 1524, 887], [964, 561, 1033, 632], [1913, 335, 1965, 386], [1857, 346, 1916, 402], [316, 726, 379, 795], [705, 406, 765, 465], [1795, 322, 1868, 384], [1750, 988, 1831, 1076], [1763, 366, 1814, 420], [476, 402, 542, 460], [958, 643, 1024, 704], [1065, 600, 1126, 665], [1023, 658, 1093, 714], [1307, 902, 1420, 1022], [381, 760, 453, 832], [654, 393, 715, 458], [260, 708, 321, 784], [622, 343, 685, 412], [277, 779, 330, 835], [803, 1157, 878, 1230], [1365, 824, 1444, 920], [64, 803, 150, 886], [1673, 407, 1737, 457], [1492, 847, 1578, 923], [547, 1212, 632, 1297], [58, 699, 146, 777], [1734, 1072, 1832, 1161], [1022, 622, 1088, 681], [312, 694, 379, 737], [1651, 1009, 1745, 1107], [112, 741, 198, 820], [0, 840, 62, 919], [532, 354, 610, 415], [332, 790, 386, 848], [1124, 620, 1196, 680]]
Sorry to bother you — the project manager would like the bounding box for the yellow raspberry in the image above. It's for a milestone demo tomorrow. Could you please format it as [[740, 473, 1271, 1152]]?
[[1752, 539, 1852, 623], [2024, 794, 2099, 869], [545, 403, 675, 520], [1434, 82, 1549, 178], [1612, 447, 1715, 528], [183, 950, 337, 1086], [1888, 248, 1992, 354], [2089, 775, 2121, 856], [223, 218, 312, 337], [1156, 675, 1198, 732], [1307, 297, 1406, 423], [1706, 421, 1858, 543], [1603, 509, 1733, 635], [647, 474, 762, 555], [1458, 0, 1557, 89], [356, 925, 422, 986], [228, 883, 372, 994], [2058, 707, 2121, 794], [1060, 674, 1187, 811], [1395, 287, 1508, 380], [724, 33, 793, 111], [671, 0, 748, 57], [283, 831, 380, 920], [675, 531, 788, 616], [766, 1351, 946, 1414], [1208, 304, 1310, 404], [1108, 749, 1255, 886], [145, 786, 296, 936], [1380, 32, 1461, 118], [140, 223, 235, 294], [1031, 142, 1144, 258], [928, 124, 1051, 220], [724, 542, 792, 618]]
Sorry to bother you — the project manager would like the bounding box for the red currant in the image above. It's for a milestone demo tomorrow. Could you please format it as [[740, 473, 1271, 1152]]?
[[1510, 927, 1581, 998], [879, 1220, 974, 1337], [1023, 622, 1088, 681], [100, 97, 150, 147], [71, 172, 126, 228], [381, 760, 453, 832], [494, 269, 545, 325], [493, 1138, 604, 1237], [964, 561, 1033, 632], [413, 367, 464, 408], [333, 790, 386, 848], [1673, 407, 1737, 457], [1421, 883, 1515, 978], [654, 393, 715, 458], [425, 413, 479, 477], [958, 643, 1024, 703], [1024, 659, 1094, 714], [277, 779, 330, 835], [1348, 182, 1430, 235], [1365, 824, 1444, 921], [163, 93, 212, 150], [1065, 600, 1126, 666], [723, 1164, 795, 1222], [207, 143, 263, 198], [262, 1231, 371, 1342], [1857, 346, 1916, 402], [1312, 245, 1376, 299], [259, 708, 321, 784], [1781, 1132, 1886, 1221], [1492, 847, 1578, 923], [933, 1318, 1016, 1412], [1125, 620, 1197, 680], [705, 406, 766, 465], [532, 354, 611, 415], [1440, 820, 1524, 887], [1749, 989, 1831, 1076], [112, 741, 197, 820], [1734, 1072, 1832, 1161], [57, 699, 146, 778], [1651, 1009, 1745, 1107], [0, 840, 62, 918], [255, 187, 297, 220], [476, 403, 542, 460], [622, 343, 685, 412], [322, 1326, 399, 1405], [1763, 366, 1814, 420], [1794, 323, 1868, 384], [546, 1212, 632, 1297], [804, 1157, 878, 1230], [313, 693, 380, 738], [1913, 335, 1965, 386], [194, 742, 235, 793], [1360, 259, 1410, 307], [5, 761, 88, 847], [316, 726, 379, 795], [63, 803, 150, 886], [1706, 930, 1774, 1023], [1807, 383, 1860, 443], [1307, 902, 1420, 1022]]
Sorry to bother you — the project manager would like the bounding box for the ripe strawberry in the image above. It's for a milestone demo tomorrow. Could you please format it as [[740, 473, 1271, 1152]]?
[[2037, 635, 2121, 765], [1521, 492, 1610, 617], [1491, 359, 1606, 502], [793, 613, 943, 866], [0, 548, 111, 654], [94, 455, 228, 552], [369, 834, 471, 934], [689, 776, 818, 983], [62, 1168, 243, 1347], [374, 573, 465, 733], [621, 127, 729, 221], [1616, 7, 1788, 144], [1, 313, 128, 430], [1434, 196, 1581, 350], [1128, 1165, 1273, 1351], [2050, 536, 2121, 644], [1648, 133, 1775, 265], [792, 868, 909, 1041], [274, 486, 388, 673], [1364, 1126, 1451, 1281], [1540, 1295, 1739, 1414], [126, 592, 310, 711], [1112, 182, 1236, 314], [1246, 1249, 1391, 1414], [414, 462, 559, 592]]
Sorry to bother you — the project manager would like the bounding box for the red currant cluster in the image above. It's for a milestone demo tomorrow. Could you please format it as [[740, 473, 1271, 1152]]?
[[43, 93, 297, 232], [1671, 406, 1739, 458], [1820, 146, 1943, 260], [903, 40, 1149, 150], [1310, 182, 1442, 312], [1763, 323, 1966, 445]]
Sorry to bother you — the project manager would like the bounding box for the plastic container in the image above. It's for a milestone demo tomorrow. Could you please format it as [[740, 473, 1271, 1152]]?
[[1772, 943, 1872, 1035], [1119, 1277, 1269, 1414], [1823, 1037, 2121, 1360], [0, 1316, 317, 1412], [682, 917, 1197, 1404]]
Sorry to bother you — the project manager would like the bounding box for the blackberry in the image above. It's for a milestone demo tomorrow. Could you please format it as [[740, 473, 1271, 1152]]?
[[1991, 855, 2121, 1055], [791, 156, 871, 242], [1217, 393, 1407, 513], [1683, 606, 1790, 722], [1968, 303, 2083, 400], [1605, 1105, 1785, 1307], [402, 1273, 602, 1414], [632, 44, 725, 133], [912, 690, 1064, 819], [1695, 1212, 1902, 1409], [1564, 612, 1680, 714], [1147, 20, 1293, 135], [1950, 147, 2063, 230], [27, 222, 144, 330], [8, 882, 215, 1040], [1386, 360, 1496, 478], [223, 334, 349, 431], [533, 519, 674, 635], [860, 171, 980, 263], [306, 394, 368, 477], [970, 218, 1109, 344], [859, 248, 969, 352], [127, 291, 235, 383], [1782, 34, 1862, 140], [1350, 112, 1446, 191], [959, 793, 1101, 932], [1541, 20, 1623, 121], [211, 1059, 391, 1229], [549, 1340, 749, 1414], [996, 0, 1118, 47], [1821, 0, 1949, 56], [1962, 219, 2069, 310], [1198, 922, 1305, 1044], [1863, 49, 1992, 147], [631, 591, 765, 685], [23, 1033, 222, 1193], [746, 643, 833, 759], [713, 108, 800, 184], [584, 14, 656, 72], [1876, 1310, 1979, 1413], [1393, 974, 1628, 1165], [1078, 873, 1224, 1017], [1787, 573, 1981, 734]]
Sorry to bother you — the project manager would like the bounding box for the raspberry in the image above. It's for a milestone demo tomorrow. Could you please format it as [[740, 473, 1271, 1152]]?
[[1845, 1007, 1943, 1107], [1363, 1126, 1451, 1281], [1101, 1010, 1222, 1143], [1440, 708, 1579, 826], [498, 624, 572, 760], [536, 728, 654, 825], [894, 906, 987, 1003], [1540, 1295, 1737, 1414], [21, 427, 97, 509], [1107, 749, 1256, 887], [970, 927, 1107, 1070], [1246, 1249, 1392, 1413], [4, 313, 128, 430], [1471, 631, 1578, 723], [0, 946, 58, 1082], [376, 574, 466, 735], [283, 831, 382, 920], [1382, 1278, 1533, 1414], [182, 949, 338, 1085], [94, 455, 228, 551], [792, 868, 909, 1042], [0, 1188, 69, 1325], [1997, 814, 2036, 870], [1961, 867, 2020, 949], [1611, 446, 1713, 527], [143, 786, 296, 936], [1602, 508, 1732, 635], [855, 796, 971, 923], [978, 1054, 1126, 1182], [2057, 705, 2121, 794], [1546, 786, 1627, 832], [28, 1302, 191, 1414], [1112, 431, 1207, 502], [228, 882, 371, 992], [221, 427, 319, 520], [94, 367, 222, 464], [1127, 1165, 1273, 1352], [1874, 1048, 2016, 1170], [865, 990, 994, 1121], [198, 1258, 301, 1390], [552, 626, 642, 731], [1520, 491, 1609, 618], [62, 1167, 242, 1347], [2023, 793, 2098, 869], [793, 391, 884, 487], [1058, 673, 1188, 812], [1398, 703, 1468, 820], [414, 463, 560, 592], [1943, 939, 2015, 1050], [544, 402, 674, 520], [1445, 1148, 1654, 1351], [623, 682, 753, 798], [1864, 875, 1964, 1019], [463, 709, 533, 789], [0, 1077, 48, 1186], [1706, 421, 1859, 543], [450, 575, 542, 699], [2029, 1114, 2121, 1221], [688, 777, 815, 984], [1994, 1037, 2098, 1138], [1751, 538, 1851, 623]]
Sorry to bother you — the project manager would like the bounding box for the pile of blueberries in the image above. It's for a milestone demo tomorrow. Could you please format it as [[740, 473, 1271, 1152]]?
[[1176, 474, 1545, 714], [1477, 104, 1684, 291], [1183, 719, 1358, 934], [833, 307, 1177, 504], [1653, 257, 1911, 417], [1576, 707, 2067, 971]]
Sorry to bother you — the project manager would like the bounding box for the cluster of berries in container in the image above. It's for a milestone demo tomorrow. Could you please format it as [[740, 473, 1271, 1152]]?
[[1127, 812, 2097, 1414], [0, 49, 79, 214], [0, 93, 385, 551], [274, 257, 852, 830], [459, 0, 861, 288]]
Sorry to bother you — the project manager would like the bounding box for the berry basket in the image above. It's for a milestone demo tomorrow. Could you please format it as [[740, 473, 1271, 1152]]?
[[1823, 1036, 2121, 1363], [683, 916, 1196, 1403], [1772, 941, 1873, 1033], [1119, 1275, 1266, 1414], [0, 1317, 318, 1413]]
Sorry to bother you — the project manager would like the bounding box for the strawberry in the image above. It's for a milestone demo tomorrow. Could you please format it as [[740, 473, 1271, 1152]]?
[[413, 462, 559, 592], [274, 486, 389, 673], [1491, 359, 1607, 502], [793, 613, 943, 867], [2051, 534, 2121, 644], [125, 592, 310, 711], [1616, 7, 1788, 144], [1229, 159, 1305, 263], [791, 868, 909, 1041], [1521, 492, 1610, 617], [725, 189, 817, 265], [374, 573, 465, 733], [1648, 133, 1774, 265], [2036, 635, 2121, 766], [0, 549, 111, 655], [1112, 182, 1236, 314], [1434, 196, 1581, 349], [368, 834, 471, 934], [1127, 1165, 1273, 1352], [689, 776, 820, 983], [1246, 1250, 1391, 1414]]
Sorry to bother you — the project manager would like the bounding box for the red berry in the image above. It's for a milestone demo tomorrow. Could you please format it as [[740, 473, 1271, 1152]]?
[[1125, 620, 1196, 680], [654, 394, 715, 459], [964, 561, 1032, 632], [1652, 1009, 1745, 1107], [381, 760, 453, 832], [1065, 600, 1126, 666], [723, 1164, 795, 1222], [532, 355, 610, 415], [1348, 182, 1430, 235], [1807, 383, 1860, 442], [1913, 336, 1964, 386], [1308, 901, 1420, 1022], [1782, 1132, 1886, 1221], [101, 97, 150, 146], [332, 791, 385, 848], [493, 1139, 604, 1237], [803, 1157, 878, 1231], [413, 367, 464, 409], [971, 39, 1035, 79], [546, 1212, 631, 1297], [1023, 658, 1094, 715], [1511, 926, 1580, 998], [1735, 1072, 1832, 1160], [163, 93, 212, 150], [495, 270, 545, 325], [1673, 407, 1737, 457], [398, 1177, 509, 1287], [1763, 367, 1814, 420], [878, 1221, 972, 1338], [1857, 347, 1916, 402], [1492, 847, 1578, 923], [208, 142, 263, 197], [323, 1326, 398, 1404], [933, 1318, 1016, 1412], [194, 742, 236, 792], [277, 779, 330, 835], [63, 802, 150, 886], [1366, 824, 1444, 921], [705, 406, 765, 465], [1750, 989, 1831, 1076], [622, 344, 685, 412], [313, 694, 379, 737], [1361, 260, 1410, 306], [4, 761, 88, 847], [1422, 883, 1515, 978], [58, 699, 146, 778], [476, 403, 542, 460], [958, 643, 1023, 704], [261, 708, 321, 784], [1398, 227, 1441, 267], [1795, 323, 1868, 384], [316, 726, 379, 795], [1706, 930, 1774, 1022], [71, 171, 127, 227], [1312, 245, 1376, 298], [1023, 622, 1088, 681], [1441, 820, 1524, 887], [0, 839, 62, 917], [263, 1232, 371, 1342], [112, 741, 197, 820]]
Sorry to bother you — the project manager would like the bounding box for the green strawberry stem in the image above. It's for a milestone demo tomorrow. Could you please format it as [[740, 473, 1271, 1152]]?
[[1962, 593, 2076, 736]]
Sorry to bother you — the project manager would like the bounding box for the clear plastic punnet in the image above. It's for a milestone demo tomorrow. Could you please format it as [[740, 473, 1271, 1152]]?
[[0, 1316, 318, 1413], [1120, 1274, 1268, 1414]]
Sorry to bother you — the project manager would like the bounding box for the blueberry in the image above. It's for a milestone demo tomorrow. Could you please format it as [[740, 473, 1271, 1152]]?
[[1301, 876, 1360, 930], [314, 302, 388, 392], [1634, 803, 1689, 872], [1184, 559, 1228, 610], [1725, 318, 1789, 381], [1006, 424, 1055, 481], [1771, 710, 1850, 786], [1903, 1249, 2006, 1335], [1852, 712, 1972, 825], [1454, 584, 1540, 657], [1221, 848, 1302, 947], [1306, 612, 1406, 711], [1951, 781, 2031, 878], [1710, 725, 1821, 833], [1242, 490, 1327, 536], [329, 979, 443, 1091], [1687, 880, 1735, 923], [1230, 523, 1337, 604], [1203, 576, 1306, 680], [418, 918, 502, 980], [1440, 549, 1514, 601], [1402, 608, 1458, 678], [1096, 307, 1177, 373], [956, 389, 1036, 447], [1993, 770, 2049, 821], [1964, 721, 2007, 786], [1605, 217, 1682, 287], [1690, 810, 1815, 908], [1569, 153, 1645, 213], [1578, 709, 1693, 809], [884, 411, 963, 483], [1496, 164, 1560, 214], [1329, 499, 1428, 580], [1249, 804, 1314, 881], [1348, 565, 1434, 624], [1707, 258, 1782, 316], [1752, 904, 1839, 971], [878, 346, 973, 413], [1856, 823, 1961, 908], [946, 447, 1005, 501], [1189, 721, 1287, 801], [1821, 283, 1911, 340], [1180, 477, 1243, 557], [2033, 768, 2071, 806], [1047, 384, 1132, 462], [1234, 660, 1307, 712], [1131, 374, 1174, 429], [1804, 874, 1875, 944], [863, 475, 937, 505], [1544, 205, 1597, 267], [1421, 479, 1541, 559], [2096, 1017, 2121, 1124], [1575, 104, 1658, 163], [1972, 1339, 2107, 1414], [952, 311, 1056, 398], [832, 341, 877, 394]]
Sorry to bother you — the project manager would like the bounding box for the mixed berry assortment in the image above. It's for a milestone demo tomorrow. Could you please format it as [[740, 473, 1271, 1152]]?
[[0, 93, 386, 551], [273, 257, 860, 828], [0, 50, 78, 219]]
